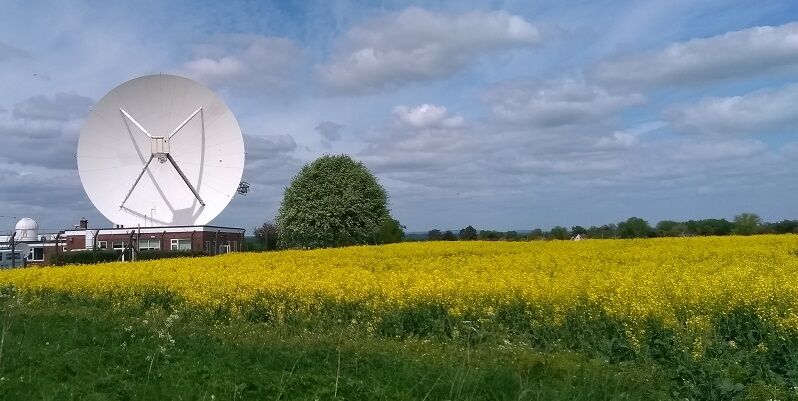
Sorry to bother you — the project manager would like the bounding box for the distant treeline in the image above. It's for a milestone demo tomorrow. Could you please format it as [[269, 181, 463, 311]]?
[[421, 213, 798, 241]]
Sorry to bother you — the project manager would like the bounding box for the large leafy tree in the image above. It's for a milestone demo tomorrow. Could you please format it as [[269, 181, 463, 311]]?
[[732, 213, 761, 235], [277, 155, 388, 249], [459, 225, 478, 240], [549, 226, 570, 240], [618, 217, 652, 238]]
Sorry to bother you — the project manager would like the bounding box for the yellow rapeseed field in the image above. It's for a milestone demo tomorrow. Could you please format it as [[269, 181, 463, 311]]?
[[2, 235, 798, 343]]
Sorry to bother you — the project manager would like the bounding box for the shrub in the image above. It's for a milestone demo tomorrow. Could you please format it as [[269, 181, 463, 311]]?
[[49, 250, 119, 266], [49, 249, 208, 265]]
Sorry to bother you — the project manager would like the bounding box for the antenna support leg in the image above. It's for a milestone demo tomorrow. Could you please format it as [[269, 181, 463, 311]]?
[[166, 154, 205, 206]]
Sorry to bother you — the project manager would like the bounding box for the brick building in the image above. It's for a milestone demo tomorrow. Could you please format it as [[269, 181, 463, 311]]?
[[64, 224, 245, 255]]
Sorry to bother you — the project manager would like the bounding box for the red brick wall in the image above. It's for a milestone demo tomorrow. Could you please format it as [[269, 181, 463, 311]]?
[[65, 235, 86, 251], [66, 230, 243, 254]]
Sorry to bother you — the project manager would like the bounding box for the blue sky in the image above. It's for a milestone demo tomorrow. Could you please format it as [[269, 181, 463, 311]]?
[[1, 0, 797, 233]]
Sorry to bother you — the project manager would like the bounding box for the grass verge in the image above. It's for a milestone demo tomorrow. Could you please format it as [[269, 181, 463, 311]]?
[[0, 302, 674, 401]]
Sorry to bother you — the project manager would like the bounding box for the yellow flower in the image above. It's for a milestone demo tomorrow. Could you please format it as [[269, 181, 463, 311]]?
[[0, 235, 796, 342]]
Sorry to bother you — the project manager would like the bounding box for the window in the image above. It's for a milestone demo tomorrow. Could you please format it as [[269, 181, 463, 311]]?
[[28, 247, 44, 262], [170, 239, 191, 251], [219, 244, 231, 254], [139, 239, 160, 251], [97, 241, 107, 250], [112, 241, 126, 250], [205, 241, 212, 252]]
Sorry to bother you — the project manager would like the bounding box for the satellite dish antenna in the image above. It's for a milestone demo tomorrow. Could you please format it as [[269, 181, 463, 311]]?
[[77, 74, 245, 227]]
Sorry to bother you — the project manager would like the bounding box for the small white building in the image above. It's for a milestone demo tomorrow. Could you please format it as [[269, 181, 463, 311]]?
[[0, 218, 66, 266]]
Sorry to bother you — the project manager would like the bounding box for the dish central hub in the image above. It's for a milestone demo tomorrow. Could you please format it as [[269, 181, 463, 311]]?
[[151, 136, 170, 163]]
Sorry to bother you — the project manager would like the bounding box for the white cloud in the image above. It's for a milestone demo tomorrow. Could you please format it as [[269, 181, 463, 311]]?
[[318, 7, 542, 93], [485, 79, 644, 126], [245, 134, 297, 158], [594, 22, 798, 87], [670, 139, 767, 162], [0, 92, 94, 170], [315, 121, 344, 147], [391, 104, 465, 129], [0, 119, 78, 170], [667, 83, 798, 135], [181, 35, 304, 92], [359, 104, 477, 175], [596, 131, 638, 150], [13, 92, 93, 121]]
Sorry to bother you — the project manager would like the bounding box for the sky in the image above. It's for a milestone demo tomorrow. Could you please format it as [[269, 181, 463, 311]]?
[[0, 0, 797, 233]]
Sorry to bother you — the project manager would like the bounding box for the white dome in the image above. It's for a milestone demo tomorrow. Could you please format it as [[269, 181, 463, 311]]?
[[14, 218, 39, 241]]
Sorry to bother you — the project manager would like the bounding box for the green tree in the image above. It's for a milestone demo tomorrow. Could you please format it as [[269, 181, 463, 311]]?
[[277, 155, 388, 249], [459, 225, 478, 240], [769, 220, 798, 234], [528, 228, 544, 240], [587, 224, 618, 239], [732, 213, 761, 235], [618, 217, 652, 238], [549, 226, 570, 240], [441, 230, 457, 241], [570, 226, 588, 237], [479, 230, 501, 240], [655, 220, 688, 237], [427, 229, 443, 241], [253, 220, 278, 250], [685, 219, 733, 236], [375, 215, 405, 244]]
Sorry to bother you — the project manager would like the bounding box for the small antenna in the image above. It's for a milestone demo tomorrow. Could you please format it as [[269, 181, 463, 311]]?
[[237, 181, 250, 195]]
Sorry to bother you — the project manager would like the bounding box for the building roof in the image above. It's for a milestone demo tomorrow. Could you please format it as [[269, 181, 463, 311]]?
[[63, 225, 245, 236]]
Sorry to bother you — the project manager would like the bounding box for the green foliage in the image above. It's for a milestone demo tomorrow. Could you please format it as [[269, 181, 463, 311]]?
[[277, 155, 388, 249], [656, 220, 688, 237], [618, 217, 653, 238], [770, 220, 798, 234], [253, 220, 278, 250], [459, 225, 478, 240], [375, 215, 405, 244], [549, 226, 570, 240], [586, 224, 617, 239], [571, 225, 588, 236], [733, 213, 762, 235], [0, 302, 674, 401], [11, 297, 798, 400], [426, 214, 798, 242], [528, 228, 545, 240], [684, 218, 734, 236], [135, 250, 208, 260], [49, 250, 119, 265], [49, 250, 208, 265], [427, 229, 443, 240], [243, 237, 265, 251], [441, 230, 457, 241]]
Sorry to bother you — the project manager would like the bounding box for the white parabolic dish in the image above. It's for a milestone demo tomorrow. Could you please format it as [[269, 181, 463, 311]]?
[[78, 74, 245, 227]]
